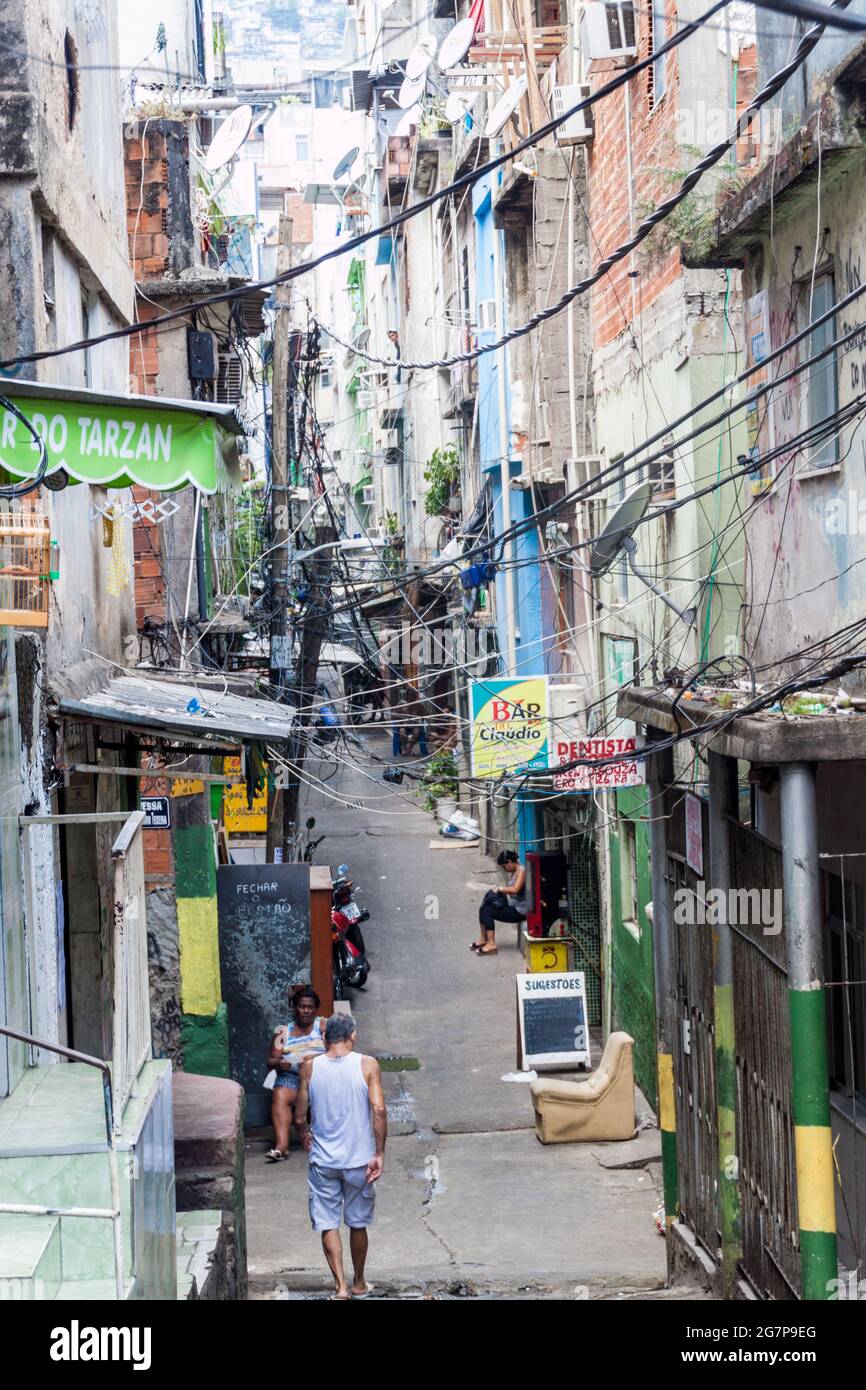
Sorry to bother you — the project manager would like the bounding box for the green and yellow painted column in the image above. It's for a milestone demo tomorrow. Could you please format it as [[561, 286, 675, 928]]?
[[646, 731, 679, 1232], [779, 763, 837, 1299], [173, 768, 229, 1077], [708, 753, 741, 1295]]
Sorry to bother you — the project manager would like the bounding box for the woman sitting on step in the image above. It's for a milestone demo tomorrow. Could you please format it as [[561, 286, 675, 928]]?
[[265, 986, 326, 1161]]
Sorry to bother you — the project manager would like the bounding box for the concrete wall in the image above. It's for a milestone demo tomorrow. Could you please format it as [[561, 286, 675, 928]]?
[[0, 2, 135, 1066], [735, 156, 866, 680]]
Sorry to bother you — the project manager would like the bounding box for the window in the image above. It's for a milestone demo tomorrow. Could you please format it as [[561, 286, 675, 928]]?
[[649, 0, 666, 108], [295, 133, 309, 163], [825, 872, 866, 1100], [799, 270, 839, 471]]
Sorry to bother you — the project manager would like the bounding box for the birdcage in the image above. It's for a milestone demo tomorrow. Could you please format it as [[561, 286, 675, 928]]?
[[0, 504, 52, 627]]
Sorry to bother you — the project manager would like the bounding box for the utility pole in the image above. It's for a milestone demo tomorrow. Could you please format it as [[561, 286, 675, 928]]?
[[281, 516, 336, 848], [267, 213, 293, 863]]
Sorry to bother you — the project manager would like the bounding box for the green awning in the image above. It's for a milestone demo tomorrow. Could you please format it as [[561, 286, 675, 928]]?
[[0, 381, 243, 493], [353, 471, 373, 494]]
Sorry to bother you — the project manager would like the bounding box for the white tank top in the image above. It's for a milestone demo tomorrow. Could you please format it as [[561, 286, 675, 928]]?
[[309, 1052, 375, 1170]]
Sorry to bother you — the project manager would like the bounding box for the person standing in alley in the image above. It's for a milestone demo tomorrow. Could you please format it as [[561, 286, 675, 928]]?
[[294, 1013, 386, 1300]]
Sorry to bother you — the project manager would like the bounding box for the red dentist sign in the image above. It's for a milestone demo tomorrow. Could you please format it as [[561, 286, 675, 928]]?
[[549, 733, 645, 792]]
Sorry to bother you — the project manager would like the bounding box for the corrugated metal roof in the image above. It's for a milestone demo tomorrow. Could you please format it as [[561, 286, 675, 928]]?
[[57, 674, 296, 744]]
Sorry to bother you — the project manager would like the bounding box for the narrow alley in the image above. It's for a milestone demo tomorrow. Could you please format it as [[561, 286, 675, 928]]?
[[246, 733, 666, 1301]]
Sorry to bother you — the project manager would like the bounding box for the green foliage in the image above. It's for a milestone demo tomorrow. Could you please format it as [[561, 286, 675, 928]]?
[[420, 749, 459, 813], [638, 162, 746, 266], [423, 445, 461, 516]]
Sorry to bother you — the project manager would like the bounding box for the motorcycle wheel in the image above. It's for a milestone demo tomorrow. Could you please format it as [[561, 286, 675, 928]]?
[[347, 967, 368, 989], [333, 973, 345, 1001]]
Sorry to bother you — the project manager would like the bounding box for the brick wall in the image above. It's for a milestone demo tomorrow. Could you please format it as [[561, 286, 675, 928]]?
[[588, 2, 684, 352], [125, 127, 171, 280]]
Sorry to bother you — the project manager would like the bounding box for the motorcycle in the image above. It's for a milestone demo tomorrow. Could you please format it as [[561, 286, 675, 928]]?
[[331, 863, 370, 997]]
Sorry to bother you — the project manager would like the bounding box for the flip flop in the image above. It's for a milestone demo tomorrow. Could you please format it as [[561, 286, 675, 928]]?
[[351, 1284, 375, 1299], [470, 942, 485, 952], [477, 946, 498, 955], [265, 1149, 288, 1162], [329, 1292, 351, 1301]]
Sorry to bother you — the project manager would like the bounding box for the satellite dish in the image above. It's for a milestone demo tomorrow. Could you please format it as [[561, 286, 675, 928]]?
[[205, 104, 253, 172], [405, 35, 437, 81], [332, 146, 359, 181], [484, 76, 528, 138], [445, 78, 479, 123], [589, 483, 652, 576], [437, 17, 476, 70], [396, 104, 422, 136], [354, 327, 371, 350], [588, 480, 697, 624], [398, 71, 427, 110]]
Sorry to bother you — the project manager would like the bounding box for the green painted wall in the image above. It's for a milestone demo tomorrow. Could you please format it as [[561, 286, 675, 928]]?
[[610, 785, 657, 1106], [181, 1003, 229, 1079]]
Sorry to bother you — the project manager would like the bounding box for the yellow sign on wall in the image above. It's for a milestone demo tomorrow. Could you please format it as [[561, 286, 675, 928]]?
[[469, 676, 549, 780], [223, 756, 267, 834]]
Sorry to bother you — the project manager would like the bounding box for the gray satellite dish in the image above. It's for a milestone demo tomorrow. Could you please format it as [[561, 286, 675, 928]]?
[[589, 482, 652, 576], [354, 327, 371, 351], [589, 481, 696, 624], [333, 146, 359, 181]]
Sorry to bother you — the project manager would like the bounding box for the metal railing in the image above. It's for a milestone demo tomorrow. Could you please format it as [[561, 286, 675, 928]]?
[[0, 1025, 124, 1300], [110, 810, 151, 1118]]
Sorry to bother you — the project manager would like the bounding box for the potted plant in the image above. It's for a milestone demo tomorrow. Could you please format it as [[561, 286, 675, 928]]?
[[423, 445, 461, 516], [420, 748, 459, 823]]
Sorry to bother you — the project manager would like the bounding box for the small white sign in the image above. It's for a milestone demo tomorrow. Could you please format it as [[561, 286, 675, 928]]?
[[516, 971, 591, 1072], [685, 793, 704, 877]]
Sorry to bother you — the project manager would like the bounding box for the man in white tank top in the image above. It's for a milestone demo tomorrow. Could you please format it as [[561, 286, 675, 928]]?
[[294, 1013, 387, 1300]]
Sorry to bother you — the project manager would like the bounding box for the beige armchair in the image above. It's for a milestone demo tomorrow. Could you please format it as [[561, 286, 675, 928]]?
[[530, 1032, 636, 1143]]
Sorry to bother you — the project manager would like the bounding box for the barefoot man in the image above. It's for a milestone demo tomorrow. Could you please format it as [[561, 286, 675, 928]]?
[[294, 1013, 386, 1300]]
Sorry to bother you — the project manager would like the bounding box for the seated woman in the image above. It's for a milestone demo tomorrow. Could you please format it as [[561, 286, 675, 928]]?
[[264, 986, 326, 1161], [472, 850, 527, 956]]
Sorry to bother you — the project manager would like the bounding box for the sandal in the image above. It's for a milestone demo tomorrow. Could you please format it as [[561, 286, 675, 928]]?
[[470, 941, 485, 952], [265, 1148, 288, 1162], [477, 945, 498, 955]]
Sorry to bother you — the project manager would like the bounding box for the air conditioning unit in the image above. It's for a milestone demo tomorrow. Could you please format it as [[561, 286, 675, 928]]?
[[565, 456, 603, 494], [215, 350, 244, 405], [477, 299, 497, 333], [551, 83, 594, 146], [581, 2, 637, 60], [361, 485, 376, 505], [357, 389, 375, 409], [381, 429, 400, 450]]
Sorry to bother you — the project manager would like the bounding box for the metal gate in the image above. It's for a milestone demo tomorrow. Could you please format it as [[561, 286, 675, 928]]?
[[730, 822, 799, 1298], [667, 791, 720, 1259]]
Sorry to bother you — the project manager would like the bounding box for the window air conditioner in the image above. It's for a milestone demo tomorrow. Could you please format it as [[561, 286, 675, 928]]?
[[551, 83, 594, 146], [581, 2, 637, 61], [361, 485, 376, 505], [357, 388, 375, 409], [477, 298, 497, 333], [215, 350, 244, 405]]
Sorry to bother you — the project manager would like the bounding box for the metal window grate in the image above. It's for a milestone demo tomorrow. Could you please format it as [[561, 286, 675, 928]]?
[[0, 504, 51, 627], [567, 840, 602, 1026]]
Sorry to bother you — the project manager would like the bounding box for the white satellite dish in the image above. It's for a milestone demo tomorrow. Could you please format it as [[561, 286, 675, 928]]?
[[445, 76, 479, 123], [205, 104, 254, 172], [398, 71, 427, 110], [588, 481, 696, 624], [396, 104, 422, 137], [333, 146, 359, 181], [405, 35, 437, 81], [354, 327, 371, 351], [485, 77, 528, 138], [437, 17, 476, 70]]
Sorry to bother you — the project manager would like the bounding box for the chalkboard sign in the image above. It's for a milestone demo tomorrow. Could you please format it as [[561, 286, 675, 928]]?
[[517, 972, 591, 1071], [217, 863, 311, 1126]]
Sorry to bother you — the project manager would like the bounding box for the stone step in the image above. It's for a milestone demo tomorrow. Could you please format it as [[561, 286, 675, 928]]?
[[176, 1209, 224, 1300], [0, 1212, 62, 1299]]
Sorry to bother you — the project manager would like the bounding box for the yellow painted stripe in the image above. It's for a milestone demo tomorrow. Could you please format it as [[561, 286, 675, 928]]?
[[177, 897, 222, 1015], [794, 1124, 836, 1234], [658, 1052, 676, 1133]]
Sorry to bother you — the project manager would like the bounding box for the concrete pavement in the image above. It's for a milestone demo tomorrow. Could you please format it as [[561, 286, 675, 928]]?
[[245, 732, 668, 1299]]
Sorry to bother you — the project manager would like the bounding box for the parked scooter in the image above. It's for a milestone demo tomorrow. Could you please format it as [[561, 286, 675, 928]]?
[[331, 863, 370, 997]]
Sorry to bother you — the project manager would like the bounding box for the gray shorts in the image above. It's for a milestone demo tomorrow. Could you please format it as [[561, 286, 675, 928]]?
[[308, 1162, 375, 1231]]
